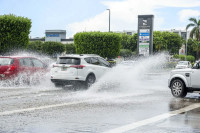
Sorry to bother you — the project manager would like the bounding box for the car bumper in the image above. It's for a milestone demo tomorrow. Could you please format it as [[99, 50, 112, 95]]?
[[51, 79, 84, 85], [50, 74, 85, 81]]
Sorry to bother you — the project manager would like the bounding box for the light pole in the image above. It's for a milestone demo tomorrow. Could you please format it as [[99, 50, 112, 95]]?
[[107, 9, 110, 32], [185, 29, 187, 61]]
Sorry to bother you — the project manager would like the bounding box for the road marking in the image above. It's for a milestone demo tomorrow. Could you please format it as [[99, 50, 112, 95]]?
[[0, 93, 136, 116], [103, 103, 200, 133], [0, 99, 93, 116]]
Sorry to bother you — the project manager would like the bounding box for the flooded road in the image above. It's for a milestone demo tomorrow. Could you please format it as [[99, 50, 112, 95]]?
[[1, 54, 200, 133], [1, 73, 200, 133]]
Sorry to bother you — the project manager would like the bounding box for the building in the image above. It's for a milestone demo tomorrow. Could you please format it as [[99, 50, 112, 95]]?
[[30, 30, 74, 44], [45, 30, 66, 42], [170, 29, 190, 40]]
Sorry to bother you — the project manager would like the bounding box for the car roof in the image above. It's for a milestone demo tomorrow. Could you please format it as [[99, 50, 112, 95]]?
[[59, 54, 100, 58], [0, 56, 38, 59]]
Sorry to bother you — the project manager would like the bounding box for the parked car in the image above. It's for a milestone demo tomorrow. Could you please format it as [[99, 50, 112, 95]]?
[[175, 61, 192, 69], [50, 54, 111, 88], [0, 56, 48, 85], [168, 61, 200, 98]]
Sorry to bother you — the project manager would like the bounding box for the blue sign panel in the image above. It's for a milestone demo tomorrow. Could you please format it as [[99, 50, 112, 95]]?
[[46, 34, 59, 37], [139, 33, 150, 36]]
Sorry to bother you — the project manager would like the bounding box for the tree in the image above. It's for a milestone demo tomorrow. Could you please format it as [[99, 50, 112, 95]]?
[[0, 14, 31, 54], [186, 17, 200, 41], [153, 31, 164, 52], [162, 31, 182, 54]]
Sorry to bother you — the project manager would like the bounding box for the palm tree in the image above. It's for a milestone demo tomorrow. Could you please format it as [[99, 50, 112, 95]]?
[[186, 17, 200, 41], [186, 17, 200, 59]]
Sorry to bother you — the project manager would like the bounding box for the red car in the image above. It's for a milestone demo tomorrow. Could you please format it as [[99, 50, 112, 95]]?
[[0, 56, 48, 85]]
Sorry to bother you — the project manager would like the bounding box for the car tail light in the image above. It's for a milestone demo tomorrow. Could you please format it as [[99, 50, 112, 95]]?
[[70, 65, 85, 69], [7, 65, 17, 71]]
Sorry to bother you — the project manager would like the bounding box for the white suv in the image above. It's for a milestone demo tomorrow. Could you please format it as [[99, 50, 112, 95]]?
[[168, 61, 200, 98], [50, 54, 111, 88]]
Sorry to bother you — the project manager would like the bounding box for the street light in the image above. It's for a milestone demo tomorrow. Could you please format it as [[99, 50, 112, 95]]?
[[106, 9, 110, 32]]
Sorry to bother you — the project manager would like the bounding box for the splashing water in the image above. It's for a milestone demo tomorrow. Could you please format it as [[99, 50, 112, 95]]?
[[0, 51, 57, 90], [78, 53, 171, 100]]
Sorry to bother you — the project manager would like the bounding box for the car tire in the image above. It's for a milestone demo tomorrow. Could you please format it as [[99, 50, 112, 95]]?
[[54, 83, 63, 88], [170, 79, 187, 98], [85, 74, 96, 89]]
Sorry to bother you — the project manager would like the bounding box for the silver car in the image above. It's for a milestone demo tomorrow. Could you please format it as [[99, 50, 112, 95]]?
[[175, 61, 192, 69]]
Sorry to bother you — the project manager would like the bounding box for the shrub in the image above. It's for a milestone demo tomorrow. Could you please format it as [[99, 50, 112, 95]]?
[[27, 41, 43, 52], [119, 49, 132, 57], [74, 32, 121, 58], [173, 54, 195, 63], [187, 55, 195, 63], [173, 54, 179, 59], [65, 43, 76, 54], [0, 14, 31, 54], [41, 41, 65, 56]]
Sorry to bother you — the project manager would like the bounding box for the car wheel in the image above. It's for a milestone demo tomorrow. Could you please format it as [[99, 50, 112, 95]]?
[[54, 83, 63, 88], [170, 79, 187, 98], [85, 74, 96, 88]]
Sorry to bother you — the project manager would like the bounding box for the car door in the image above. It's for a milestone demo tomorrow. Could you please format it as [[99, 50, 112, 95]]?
[[89, 57, 104, 80], [31, 58, 46, 74], [191, 62, 200, 88], [21, 58, 35, 76], [98, 57, 111, 77]]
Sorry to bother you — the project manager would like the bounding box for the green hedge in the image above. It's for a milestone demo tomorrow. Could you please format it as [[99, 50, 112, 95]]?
[[74, 32, 121, 58], [0, 14, 31, 53], [173, 54, 195, 63], [119, 49, 132, 57], [41, 41, 65, 56], [27, 41, 43, 52], [65, 43, 76, 54]]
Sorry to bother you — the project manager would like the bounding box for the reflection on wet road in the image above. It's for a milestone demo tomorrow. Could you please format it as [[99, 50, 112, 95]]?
[[1, 81, 200, 132]]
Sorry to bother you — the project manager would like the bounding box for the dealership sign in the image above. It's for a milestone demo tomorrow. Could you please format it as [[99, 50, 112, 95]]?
[[137, 15, 154, 56]]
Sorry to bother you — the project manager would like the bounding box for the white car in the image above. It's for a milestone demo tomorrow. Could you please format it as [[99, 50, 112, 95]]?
[[50, 54, 111, 88], [168, 61, 200, 98], [175, 61, 192, 69]]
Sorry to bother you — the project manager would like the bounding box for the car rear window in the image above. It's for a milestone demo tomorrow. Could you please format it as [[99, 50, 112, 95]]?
[[57, 57, 80, 65], [0, 58, 14, 66]]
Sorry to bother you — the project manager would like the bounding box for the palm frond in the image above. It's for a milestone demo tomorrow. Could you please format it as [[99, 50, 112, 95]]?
[[186, 23, 195, 30], [189, 17, 198, 25]]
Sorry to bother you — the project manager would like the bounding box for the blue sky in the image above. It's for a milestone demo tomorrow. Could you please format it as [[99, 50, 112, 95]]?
[[0, 0, 200, 38]]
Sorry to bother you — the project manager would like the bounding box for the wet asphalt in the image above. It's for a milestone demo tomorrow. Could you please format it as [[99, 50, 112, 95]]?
[[0, 73, 200, 133]]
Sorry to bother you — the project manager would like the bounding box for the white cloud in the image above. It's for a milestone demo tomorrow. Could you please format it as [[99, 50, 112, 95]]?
[[67, 0, 200, 37], [178, 9, 200, 22]]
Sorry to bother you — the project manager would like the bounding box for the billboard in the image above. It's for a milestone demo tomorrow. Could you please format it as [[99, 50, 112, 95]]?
[[137, 15, 154, 56]]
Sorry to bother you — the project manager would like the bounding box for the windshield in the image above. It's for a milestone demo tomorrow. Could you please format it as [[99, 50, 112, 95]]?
[[57, 57, 80, 65], [178, 61, 188, 65], [0, 58, 14, 66]]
